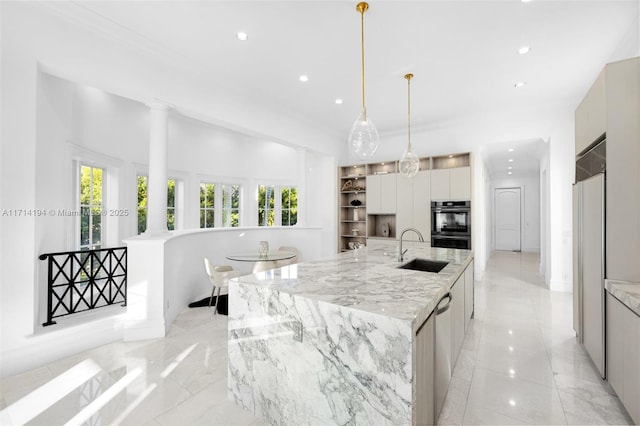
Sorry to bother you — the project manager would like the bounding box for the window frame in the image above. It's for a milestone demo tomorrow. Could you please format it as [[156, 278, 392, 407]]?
[[220, 183, 241, 228], [79, 164, 105, 250], [281, 186, 298, 227], [258, 184, 298, 227], [199, 182, 216, 228]]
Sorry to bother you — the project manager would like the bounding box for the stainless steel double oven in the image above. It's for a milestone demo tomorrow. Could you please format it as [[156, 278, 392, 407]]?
[[431, 200, 471, 249]]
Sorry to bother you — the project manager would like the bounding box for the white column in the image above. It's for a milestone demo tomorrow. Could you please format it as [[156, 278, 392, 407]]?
[[146, 101, 170, 234], [296, 148, 307, 226]]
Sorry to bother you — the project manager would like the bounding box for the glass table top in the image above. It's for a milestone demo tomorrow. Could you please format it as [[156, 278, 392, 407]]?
[[226, 250, 296, 262]]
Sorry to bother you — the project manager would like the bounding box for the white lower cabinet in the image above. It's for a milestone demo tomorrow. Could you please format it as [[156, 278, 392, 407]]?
[[606, 292, 640, 424], [415, 313, 435, 426], [451, 274, 465, 363], [414, 260, 475, 425], [464, 260, 474, 330]]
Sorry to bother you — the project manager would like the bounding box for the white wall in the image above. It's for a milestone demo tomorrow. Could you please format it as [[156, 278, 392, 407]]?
[[472, 150, 491, 281], [491, 172, 541, 253], [1, 3, 339, 378], [346, 103, 575, 290], [124, 227, 325, 342]]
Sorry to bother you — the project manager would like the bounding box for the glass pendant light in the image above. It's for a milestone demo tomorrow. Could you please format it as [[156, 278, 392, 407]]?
[[348, 2, 379, 161], [399, 73, 420, 178]]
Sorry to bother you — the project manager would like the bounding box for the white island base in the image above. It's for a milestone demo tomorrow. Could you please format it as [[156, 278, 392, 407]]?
[[228, 242, 473, 425]]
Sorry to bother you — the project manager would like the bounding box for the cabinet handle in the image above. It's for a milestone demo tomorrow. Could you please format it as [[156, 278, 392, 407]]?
[[436, 292, 452, 315]]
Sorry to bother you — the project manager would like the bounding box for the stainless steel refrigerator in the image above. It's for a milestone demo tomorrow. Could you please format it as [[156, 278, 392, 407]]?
[[573, 139, 606, 378]]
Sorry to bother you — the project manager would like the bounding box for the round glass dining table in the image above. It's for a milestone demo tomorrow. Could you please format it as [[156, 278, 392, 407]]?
[[226, 250, 296, 263]]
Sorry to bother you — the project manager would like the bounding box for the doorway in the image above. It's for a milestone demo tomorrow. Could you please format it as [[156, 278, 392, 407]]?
[[495, 187, 521, 251]]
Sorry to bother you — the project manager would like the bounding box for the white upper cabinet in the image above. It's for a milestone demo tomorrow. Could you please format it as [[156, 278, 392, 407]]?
[[366, 175, 381, 214], [577, 58, 640, 283], [379, 174, 397, 214], [430, 169, 451, 200], [397, 170, 431, 238], [575, 70, 606, 156], [431, 166, 471, 201], [413, 171, 431, 237], [367, 174, 396, 214], [450, 167, 471, 200]]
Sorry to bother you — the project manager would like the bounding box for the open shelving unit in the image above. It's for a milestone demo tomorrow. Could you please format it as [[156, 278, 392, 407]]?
[[337, 153, 471, 252], [339, 165, 367, 251]]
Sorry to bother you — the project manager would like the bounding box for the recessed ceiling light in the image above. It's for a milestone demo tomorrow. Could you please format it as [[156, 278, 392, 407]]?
[[508, 172, 513, 175], [299, 75, 309, 82], [514, 81, 526, 88], [508, 166, 513, 170], [236, 32, 248, 41], [518, 46, 530, 55], [508, 159, 514, 162], [508, 148, 514, 152], [335, 98, 343, 105]]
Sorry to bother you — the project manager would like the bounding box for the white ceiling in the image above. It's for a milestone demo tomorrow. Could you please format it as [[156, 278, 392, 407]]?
[[42, 0, 638, 175]]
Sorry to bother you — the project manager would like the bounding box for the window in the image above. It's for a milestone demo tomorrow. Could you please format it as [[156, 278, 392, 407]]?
[[200, 183, 215, 228], [200, 182, 241, 228], [167, 179, 176, 230], [80, 165, 103, 250], [258, 185, 297, 227], [137, 176, 176, 234], [221, 184, 240, 227], [281, 186, 298, 226], [137, 176, 147, 234], [258, 185, 275, 226]]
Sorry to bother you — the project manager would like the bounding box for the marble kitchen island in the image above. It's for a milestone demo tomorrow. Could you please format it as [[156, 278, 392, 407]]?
[[227, 241, 474, 425]]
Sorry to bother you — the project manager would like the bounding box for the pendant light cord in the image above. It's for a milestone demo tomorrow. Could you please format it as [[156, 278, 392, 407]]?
[[361, 10, 365, 111], [405, 73, 413, 151], [357, 3, 368, 115]]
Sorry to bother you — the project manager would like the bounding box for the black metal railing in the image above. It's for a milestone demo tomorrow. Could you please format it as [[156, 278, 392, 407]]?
[[39, 247, 127, 326]]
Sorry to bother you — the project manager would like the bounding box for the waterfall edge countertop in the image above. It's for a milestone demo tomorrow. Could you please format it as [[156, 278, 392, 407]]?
[[231, 240, 473, 332]]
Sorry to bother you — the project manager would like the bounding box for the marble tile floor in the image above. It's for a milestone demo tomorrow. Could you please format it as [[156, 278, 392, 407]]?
[[0, 251, 634, 425]]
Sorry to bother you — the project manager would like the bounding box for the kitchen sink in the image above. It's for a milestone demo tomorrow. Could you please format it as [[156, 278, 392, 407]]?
[[398, 258, 449, 273]]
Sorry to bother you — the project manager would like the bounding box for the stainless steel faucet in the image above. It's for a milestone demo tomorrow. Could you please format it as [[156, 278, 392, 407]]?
[[398, 228, 425, 262]]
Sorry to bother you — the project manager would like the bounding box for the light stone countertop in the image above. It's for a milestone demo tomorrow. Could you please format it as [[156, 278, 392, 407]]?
[[232, 240, 473, 333], [605, 279, 640, 317]]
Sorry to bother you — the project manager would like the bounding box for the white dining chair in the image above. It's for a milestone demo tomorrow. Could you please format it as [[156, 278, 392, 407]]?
[[276, 246, 299, 267], [203, 258, 240, 314]]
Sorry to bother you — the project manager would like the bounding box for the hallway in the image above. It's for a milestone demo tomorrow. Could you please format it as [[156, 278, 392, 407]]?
[[0, 252, 633, 425]]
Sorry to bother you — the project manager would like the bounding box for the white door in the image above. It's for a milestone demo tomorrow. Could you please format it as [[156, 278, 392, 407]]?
[[495, 187, 521, 251]]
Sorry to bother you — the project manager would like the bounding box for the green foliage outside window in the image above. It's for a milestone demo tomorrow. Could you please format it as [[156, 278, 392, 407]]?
[[137, 176, 147, 234], [258, 185, 275, 226], [222, 184, 240, 227], [80, 165, 103, 250], [137, 177, 176, 234], [281, 187, 298, 226], [200, 183, 215, 228], [167, 179, 176, 230]]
